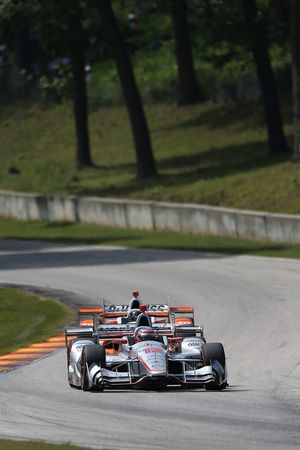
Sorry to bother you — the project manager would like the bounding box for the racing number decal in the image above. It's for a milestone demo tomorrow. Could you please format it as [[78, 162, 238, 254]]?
[[144, 347, 164, 354]]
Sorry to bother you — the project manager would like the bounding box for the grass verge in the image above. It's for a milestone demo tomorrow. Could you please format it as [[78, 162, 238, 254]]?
[[0, 100, 299, 214], [0, 217, 300, 259], [0, 440, 108, 450], [0, 286, 74, 356]]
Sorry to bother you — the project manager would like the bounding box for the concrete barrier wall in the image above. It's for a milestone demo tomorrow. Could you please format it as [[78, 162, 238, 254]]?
[[1, 189, 300, 242]]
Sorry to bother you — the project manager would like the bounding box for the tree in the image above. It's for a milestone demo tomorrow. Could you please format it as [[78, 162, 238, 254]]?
[[96, 0, 157, 178], [291, 0, 300, 162], [240, 0, 288, 155], [0, 2, 36, 94], [170, 0, 202, 106], [32, 0, 93, 168], [67, 5, 93, 168]]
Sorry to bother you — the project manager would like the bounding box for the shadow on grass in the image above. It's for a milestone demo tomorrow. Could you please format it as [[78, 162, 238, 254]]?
[[157, 141, 285, 175], [73, 139, 291, 199], [45, 222, 76, 228], [160, 101, 267, 132]]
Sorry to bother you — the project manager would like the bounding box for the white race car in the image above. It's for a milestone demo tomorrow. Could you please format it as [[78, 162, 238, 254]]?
[[65, 299, 227, 391]]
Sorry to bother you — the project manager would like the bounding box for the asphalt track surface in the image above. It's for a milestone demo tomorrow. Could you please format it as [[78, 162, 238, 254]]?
[[0, 240, 300, 450]]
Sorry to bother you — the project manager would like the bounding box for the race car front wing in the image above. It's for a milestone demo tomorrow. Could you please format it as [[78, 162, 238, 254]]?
[[83, 356, 226, 388]]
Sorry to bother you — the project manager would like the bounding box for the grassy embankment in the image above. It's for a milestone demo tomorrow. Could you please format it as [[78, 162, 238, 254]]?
[[0, 440, 106, 450], [1, 99, 300, 259], [0, 100, 299, 214], [0, 287, 74, 356]]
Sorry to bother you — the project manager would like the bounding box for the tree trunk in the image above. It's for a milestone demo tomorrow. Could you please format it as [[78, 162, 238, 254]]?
[[97, 0, 157, 178], [291, 0, 300, 162], [16, 26, 31, 74], [170, 0, 202, 106], [240, 0, 288, 155], [68, 11, 93, 168]]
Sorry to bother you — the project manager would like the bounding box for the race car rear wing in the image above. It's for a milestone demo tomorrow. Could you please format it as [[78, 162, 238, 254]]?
[[78, 307, 103, 326], [170, 306, 194, 323], [64, 326, 95, 346], [96, 323, 174, 339], [78, 304, 171, 327], [175, 325, 204, 337], [65, 322, 203, 345], [65, 316, 176, 345], [65, 314, 101, 345], [170, 307, 194, 313]]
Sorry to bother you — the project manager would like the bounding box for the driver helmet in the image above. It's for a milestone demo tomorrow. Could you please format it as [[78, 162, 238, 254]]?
[[129, 290, 141, 310], [134, 326, 156, 343], [127, 309, 141, 321]]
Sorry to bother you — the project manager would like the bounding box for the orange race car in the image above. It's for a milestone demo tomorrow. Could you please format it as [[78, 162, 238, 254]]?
[[78, 290, 195, 329]]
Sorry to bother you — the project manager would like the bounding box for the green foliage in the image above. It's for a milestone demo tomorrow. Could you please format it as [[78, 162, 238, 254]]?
[[0, 0, 13, 26], [39, 62, 73, 102], [0, 0, 292, 103], [0, 0, 37, 26], [132, 41, 177, 101], [87, 60, 123, 106], [82, 0, 291, 106]]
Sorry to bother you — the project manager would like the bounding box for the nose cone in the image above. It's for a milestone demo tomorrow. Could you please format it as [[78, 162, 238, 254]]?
[[136, 342, 167, 375], [141, 356, 167, 375]]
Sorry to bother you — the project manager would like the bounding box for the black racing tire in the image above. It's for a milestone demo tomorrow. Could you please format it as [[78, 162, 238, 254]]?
[[81, 345, 106, 391], [83, 344, 106, 366], [202, 343, 227, 391], [81, 356, 89, 391], [202, 343, 225, 367], [68, 338, 95, 368], [67, 339, 75, 367]]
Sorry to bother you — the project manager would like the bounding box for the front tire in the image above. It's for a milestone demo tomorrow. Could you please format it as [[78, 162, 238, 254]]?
[[81, 345, 106, 391], [202, 343, 227, 390]]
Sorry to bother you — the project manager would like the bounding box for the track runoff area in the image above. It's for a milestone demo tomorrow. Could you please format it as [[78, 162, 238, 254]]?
[[0, 335, 65, 373]]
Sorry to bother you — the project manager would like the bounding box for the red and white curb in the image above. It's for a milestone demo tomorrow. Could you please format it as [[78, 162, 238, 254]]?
[[0, 335, 65, 372]]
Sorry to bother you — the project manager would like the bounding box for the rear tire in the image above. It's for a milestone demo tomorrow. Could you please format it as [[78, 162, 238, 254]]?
[[202, 343, 226, 391], [81, 345, 106, 391]]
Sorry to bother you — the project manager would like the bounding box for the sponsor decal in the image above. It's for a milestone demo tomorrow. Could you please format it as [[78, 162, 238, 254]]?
[[187, 341, 201, 347], [147, 304, 168, 311], [105, 304, 168, 312], [76, 345, 84, 351], [105, 305, 129, 312]]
